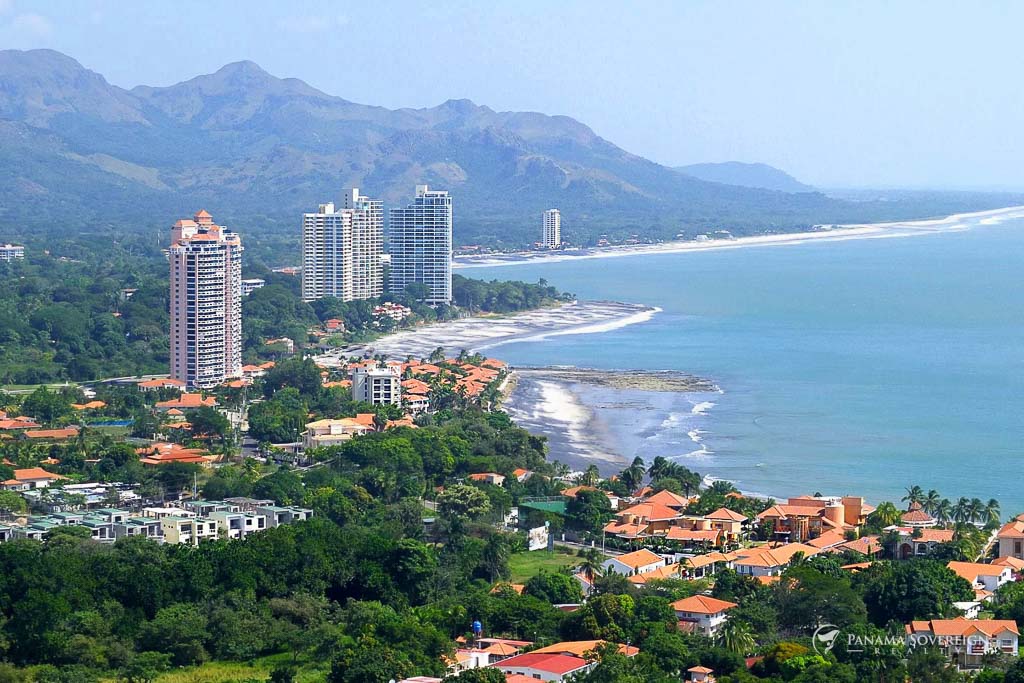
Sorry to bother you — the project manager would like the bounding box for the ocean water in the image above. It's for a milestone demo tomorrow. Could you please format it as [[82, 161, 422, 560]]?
[[469, 217, 1024, 512]]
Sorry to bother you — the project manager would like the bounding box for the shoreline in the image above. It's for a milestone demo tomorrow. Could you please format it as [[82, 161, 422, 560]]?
[[314, 300, 659, 365], [453, 204, 1024, 269]]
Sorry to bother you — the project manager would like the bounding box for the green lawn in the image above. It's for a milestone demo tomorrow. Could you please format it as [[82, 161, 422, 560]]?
[[139, 654, 327, 683], [508, 548, 580, 583]]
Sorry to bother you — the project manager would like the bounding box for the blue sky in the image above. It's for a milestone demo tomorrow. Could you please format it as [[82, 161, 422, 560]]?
[[1, 0, 1022, 189]]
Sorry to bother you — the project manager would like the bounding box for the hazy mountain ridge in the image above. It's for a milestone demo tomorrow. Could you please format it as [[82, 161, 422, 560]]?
[[0, 49, 1019, 251], [675, 161, 816, 193]]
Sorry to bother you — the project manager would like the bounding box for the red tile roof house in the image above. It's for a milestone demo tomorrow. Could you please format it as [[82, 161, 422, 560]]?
[[893, 527, 955, 560], [2, 467, 69, 491], [468, 473, 506, 486], [906, 618, 1019, 670], [732, 543, 821, 577], [492, 652, 591, 681], [155, 393, 218, 410], [947, 561, 1015, 596], [997, 514, 1024, 560], [672, 595, 738, 636], [601, 548, 665, 576]]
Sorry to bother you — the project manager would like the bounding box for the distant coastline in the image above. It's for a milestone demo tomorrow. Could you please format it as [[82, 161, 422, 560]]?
[[453, 204, 1024, 269]]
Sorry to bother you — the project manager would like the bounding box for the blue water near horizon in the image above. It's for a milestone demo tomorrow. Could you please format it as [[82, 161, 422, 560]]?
[[469, 219, 1024, 512]]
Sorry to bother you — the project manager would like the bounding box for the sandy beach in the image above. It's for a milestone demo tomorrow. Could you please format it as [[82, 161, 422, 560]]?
[[314, 300, 659, 366], [453, 204, 1024, 270]]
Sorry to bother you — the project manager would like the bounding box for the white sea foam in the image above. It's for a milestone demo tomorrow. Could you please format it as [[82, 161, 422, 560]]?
[[680, 444, 713, 460], [690, 401, 715, 416], [660, 412, 685, 429], [475, 307, 661, 351]]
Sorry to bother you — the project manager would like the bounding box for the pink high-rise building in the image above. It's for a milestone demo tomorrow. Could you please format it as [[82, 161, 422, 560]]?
[[169, 210, 243, 389]]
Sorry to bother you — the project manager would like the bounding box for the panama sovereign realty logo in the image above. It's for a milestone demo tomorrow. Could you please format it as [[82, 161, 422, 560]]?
[[812, 624, 841, 654]]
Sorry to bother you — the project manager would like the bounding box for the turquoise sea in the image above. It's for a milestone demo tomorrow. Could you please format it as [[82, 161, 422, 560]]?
[[467, 217, 1024, 512]]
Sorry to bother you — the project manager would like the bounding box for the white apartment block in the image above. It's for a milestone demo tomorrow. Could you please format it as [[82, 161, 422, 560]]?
[[169, 210, 243, 389], [0, 244, 25, 261], [388, 185, 453, 305], [301, 188, 384, 302], [351, 364, 402, 405], [543, 209, 561, 248], [241, 278, 265, 296]]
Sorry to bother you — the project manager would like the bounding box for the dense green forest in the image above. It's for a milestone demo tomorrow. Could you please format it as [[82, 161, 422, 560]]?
[[0, 237, 567, 385]]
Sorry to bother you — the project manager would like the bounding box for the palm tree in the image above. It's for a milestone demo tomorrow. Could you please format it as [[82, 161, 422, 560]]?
[[581, 464, 600, 487], [871, 501, 901, 528], [953, 497, 971, 524], [923, 489, 941, 515], [902, 485, 925, 508], [717, 619, 756, 655], [648, 456, 670, 483], [708, 480, 739, 497], [968, 498, 985, 526], [985, 499, 1002, 527], [620, 457, 646, 492], [577, 548, 604, 583], [935, 499, 954, 527]]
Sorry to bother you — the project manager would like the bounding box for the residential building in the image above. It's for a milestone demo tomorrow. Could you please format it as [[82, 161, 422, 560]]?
[[997, 514, 1024, 559], [169, 210, 243, 389], [1, 467, 68, 491], [601, 548, 665, 576], [757, 495, 874, 542], [467, 473, 506, 486], [161, 516, 219, 546], [893, 527, 955, 559], [351, 364, 401, 405], [241, 278, 266, 296], [672, 595, 738, 636], [947, 561, 1014, 598], [688, 666, 717, 683], [258, 505, 313, 527], [543, 209, 561, 248], [301, 188, 383, 302], [388, 185, 453, 305], [905, 618, 1019, 670], [493, 653, 591, 681], [302, 418, 371, 449], [0, 244, 24, 261], [733, 542, 820, 577]]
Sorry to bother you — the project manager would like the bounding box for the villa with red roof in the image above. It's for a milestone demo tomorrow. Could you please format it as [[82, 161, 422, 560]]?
[[601, 548, 665, 576], [1, 467, 68, 491], [906, 618, 1019, 670], [155, 393, 218, 410], [733, 542, 820, 577], [901, 502, 938, 528], [672, 595, 738, 636], [136, 443, 213, 466], [757, 495, 873, 542], [997, 514, 1024, 560]]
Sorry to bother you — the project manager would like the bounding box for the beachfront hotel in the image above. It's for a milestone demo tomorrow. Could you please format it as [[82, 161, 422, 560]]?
[[301, 188, 384, 302], [169, 210, 243, 389], [543, 208, 561, 248], [388, 185, 453, 305]]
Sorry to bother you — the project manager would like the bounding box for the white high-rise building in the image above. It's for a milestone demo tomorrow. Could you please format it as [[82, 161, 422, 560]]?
[[301, 188, 384, 302], [543, 209, 561, 248], [388, 185, 453, 305], [351, 365, 402, 405], [169, 210, 243, 389]]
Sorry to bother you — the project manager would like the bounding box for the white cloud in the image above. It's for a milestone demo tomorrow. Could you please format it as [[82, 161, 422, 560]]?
[[279, 13, 347, 33], [11, 12, 52, 37]]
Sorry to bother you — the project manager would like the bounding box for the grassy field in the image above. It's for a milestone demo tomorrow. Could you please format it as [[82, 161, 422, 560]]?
[[507, 547, 581, 583], [121, 655, 328, 683]]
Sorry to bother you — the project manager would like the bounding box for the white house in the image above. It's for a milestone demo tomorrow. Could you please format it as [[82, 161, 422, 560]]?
[[947, 562, 1014, 596], [601, 548, 665, 576], [732, 543, 819, 577], [492, 652, 591, 681], [671, 595, 738, 636]]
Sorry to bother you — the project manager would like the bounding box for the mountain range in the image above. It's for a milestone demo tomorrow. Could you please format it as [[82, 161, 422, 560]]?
[[0, 49, 1020, 253], [675, 162, 816, 193]]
